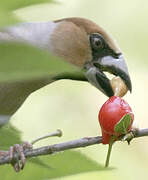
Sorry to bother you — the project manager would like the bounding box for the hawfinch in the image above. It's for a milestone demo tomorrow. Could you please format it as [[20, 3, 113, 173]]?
[[0, 17, 132, 171]]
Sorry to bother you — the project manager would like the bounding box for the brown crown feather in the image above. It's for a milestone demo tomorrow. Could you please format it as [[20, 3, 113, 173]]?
[[55, 17, 121, 53]]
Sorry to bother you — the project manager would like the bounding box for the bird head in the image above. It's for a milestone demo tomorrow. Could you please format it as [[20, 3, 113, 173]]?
[[49, 17, 132, 97]]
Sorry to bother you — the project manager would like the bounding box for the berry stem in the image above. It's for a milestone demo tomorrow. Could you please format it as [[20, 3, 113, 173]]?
[[105, 136, 115, 167]]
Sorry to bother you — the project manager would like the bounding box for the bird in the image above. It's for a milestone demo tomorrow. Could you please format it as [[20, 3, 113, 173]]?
[[0, 17, 132, 171]]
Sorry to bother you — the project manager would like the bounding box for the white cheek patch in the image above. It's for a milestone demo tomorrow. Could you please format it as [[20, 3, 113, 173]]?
[[0, 21, 60, 50], [100, 54, 129, 75]]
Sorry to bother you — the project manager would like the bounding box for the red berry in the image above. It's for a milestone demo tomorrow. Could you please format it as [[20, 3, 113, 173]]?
[[98, 96, 134, 144]]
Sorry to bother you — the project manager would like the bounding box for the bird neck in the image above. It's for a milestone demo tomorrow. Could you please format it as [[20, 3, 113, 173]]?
[[0, 21, 59, 50]]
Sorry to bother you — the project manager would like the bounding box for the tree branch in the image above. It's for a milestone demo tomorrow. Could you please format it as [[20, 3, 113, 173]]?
[[0, 128, 147, 166]]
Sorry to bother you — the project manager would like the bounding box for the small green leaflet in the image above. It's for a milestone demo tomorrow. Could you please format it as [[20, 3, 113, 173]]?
[[114, 114, 132, 134]]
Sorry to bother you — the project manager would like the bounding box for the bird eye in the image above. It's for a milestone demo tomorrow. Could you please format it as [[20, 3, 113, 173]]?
[[90, 34, 104, 50], [93, 37, 103, 48]]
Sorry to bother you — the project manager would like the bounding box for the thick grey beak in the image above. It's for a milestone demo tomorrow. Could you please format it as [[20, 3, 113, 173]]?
[[85, 54, 132, 97]]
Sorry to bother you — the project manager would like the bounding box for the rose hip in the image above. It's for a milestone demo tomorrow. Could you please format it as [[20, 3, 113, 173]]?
[[98, 96, 134, 144], [98, 96, 134, 167]]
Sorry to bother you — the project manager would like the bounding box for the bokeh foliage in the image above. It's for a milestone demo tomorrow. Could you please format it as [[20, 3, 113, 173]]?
[[0, 0, 53, 11], [0, 151, 104, 179], [0, 0, 53, 27]]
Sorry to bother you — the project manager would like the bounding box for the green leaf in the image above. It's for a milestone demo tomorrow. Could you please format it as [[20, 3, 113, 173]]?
[[0, 151, 104, 179], [0, 42, 83, 83], [0, 10, 20, 28], [29, 157, 52, 169], [0, 0, 53, 11], [114, 114, 132, 134], [0, 123, 22, 150]]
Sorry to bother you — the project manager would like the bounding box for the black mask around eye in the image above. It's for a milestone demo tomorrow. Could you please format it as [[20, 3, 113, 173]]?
[[89, 33, 121, 59], [90, 34, 105, 50], [89, 33, 105, 50]]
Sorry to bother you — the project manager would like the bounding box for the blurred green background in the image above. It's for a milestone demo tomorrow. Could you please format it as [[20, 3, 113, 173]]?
[[1, 0, 148, 179]]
